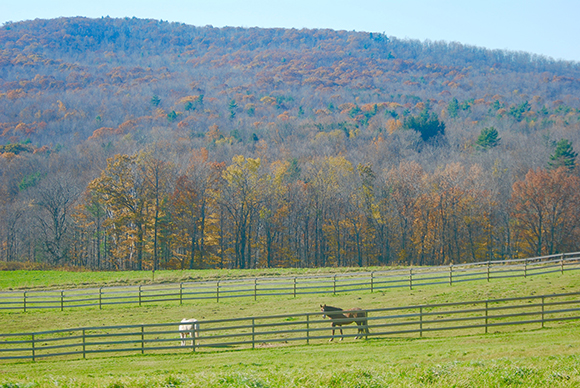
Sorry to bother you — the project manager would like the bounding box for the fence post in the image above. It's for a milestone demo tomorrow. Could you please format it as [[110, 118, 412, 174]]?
[[306, 314, 310, 345], [409, 269, 413, 290], [252, 318, 255, 349], [179, 283, 183, 305], [82, 329, 86, 359], [99, 287, 102, 310], [141, 325, 145, 354], [217, 280, 220, 303], [60, 290, 64, 311], [485, 301, 488, 334], [293, 277, 297, 298], [449, 264, 453, 286], [371, 271, 374, 293], [419, 306, 423, 338], [524, 259, 527, 278], [31, 333, 35, 362], [254, 278, 258, 301], [23, 291, 27, 312], [487, 261, 491, 282], [333, 275, 337, 295], [541, 296, 545, 328], [561, 253, 565, 274], [139, 285, 142, 307]]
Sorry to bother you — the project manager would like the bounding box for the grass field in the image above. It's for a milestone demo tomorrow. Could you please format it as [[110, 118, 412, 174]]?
[[0, 267, 377, 291], [1, 268, 579, 387]]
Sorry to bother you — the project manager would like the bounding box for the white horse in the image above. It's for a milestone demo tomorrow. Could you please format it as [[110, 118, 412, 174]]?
[[179, 318, 199, 346]]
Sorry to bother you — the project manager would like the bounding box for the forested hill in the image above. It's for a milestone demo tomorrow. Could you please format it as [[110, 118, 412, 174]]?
[[1, 17, 579, 148], [1, 17, 580, 271]]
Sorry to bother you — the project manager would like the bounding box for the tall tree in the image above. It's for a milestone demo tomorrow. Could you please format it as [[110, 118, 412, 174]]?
[[171, 149, 223, 269], [88, 154, 150, 270], [218, 155, 266, 269], [548, 139, 577, 171], [32, 172, 81, 265], [138, 149, 176, 270], [511, 167, 580, 256]]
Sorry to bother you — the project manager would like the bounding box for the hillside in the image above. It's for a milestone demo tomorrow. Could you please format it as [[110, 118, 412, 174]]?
[[1, 18, 580, 270]]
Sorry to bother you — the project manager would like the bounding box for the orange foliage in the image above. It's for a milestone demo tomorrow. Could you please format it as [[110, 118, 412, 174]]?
[[511, 168, 580, 256]]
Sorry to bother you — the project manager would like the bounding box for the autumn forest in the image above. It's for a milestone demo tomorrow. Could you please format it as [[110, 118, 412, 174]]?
[[1, 17, 580, 270]]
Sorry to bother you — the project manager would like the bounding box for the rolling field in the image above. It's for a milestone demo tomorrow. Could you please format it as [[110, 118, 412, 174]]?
[[1, 268, 579, 387]]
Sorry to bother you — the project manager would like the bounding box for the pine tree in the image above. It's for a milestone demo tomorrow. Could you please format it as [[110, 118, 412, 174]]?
[[475, 127, 500, 151], [548, 139, 577, 170], [403, 110, 445, 143], [447, 98, 460, 118]]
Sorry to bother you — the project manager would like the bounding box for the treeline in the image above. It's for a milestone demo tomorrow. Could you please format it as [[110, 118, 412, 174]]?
[[2, 143, 580, 270]]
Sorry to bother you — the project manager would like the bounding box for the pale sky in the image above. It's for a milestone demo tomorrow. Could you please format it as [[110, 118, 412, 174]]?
[[1, 0, 579, 62]]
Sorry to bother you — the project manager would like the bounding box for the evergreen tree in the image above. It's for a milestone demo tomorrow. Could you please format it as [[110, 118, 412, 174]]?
[[549, 139, 577, 170], [447, 98, 460, 118], [151, 95, 161, 107], [403, 110, 445, 143], [475, 127, 501, 151]]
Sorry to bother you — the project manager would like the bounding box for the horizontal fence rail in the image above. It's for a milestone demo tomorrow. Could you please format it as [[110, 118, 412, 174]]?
[[1, 252, 579, 312], [1, 291, 579, 362]]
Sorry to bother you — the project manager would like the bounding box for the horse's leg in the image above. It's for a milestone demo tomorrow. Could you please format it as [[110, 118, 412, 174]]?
[[339, 327, 344, 341], [329, 324, 335, 342]]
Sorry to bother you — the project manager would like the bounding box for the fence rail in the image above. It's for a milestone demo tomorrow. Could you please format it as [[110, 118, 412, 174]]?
[[1, 291, 579, 362], [1, 252, 579, 312]]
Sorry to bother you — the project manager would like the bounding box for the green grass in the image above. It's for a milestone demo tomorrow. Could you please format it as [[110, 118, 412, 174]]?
[[1, 269, 579, 387], [1, 270, 577, 334], [1, 324, 579, 387], [0, 267, 381, 291], [0, 272, 580, 333]]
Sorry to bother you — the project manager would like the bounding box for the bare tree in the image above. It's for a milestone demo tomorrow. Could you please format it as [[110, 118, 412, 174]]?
[[31, 172, 81, 265]]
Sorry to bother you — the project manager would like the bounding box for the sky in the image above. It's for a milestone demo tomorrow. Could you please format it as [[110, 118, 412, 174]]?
[[1, 0, 579, 62]]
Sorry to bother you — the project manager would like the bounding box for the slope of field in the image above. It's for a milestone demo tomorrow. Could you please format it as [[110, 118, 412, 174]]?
[[1, 269, 578, 334], [1, 270, 579, 386]]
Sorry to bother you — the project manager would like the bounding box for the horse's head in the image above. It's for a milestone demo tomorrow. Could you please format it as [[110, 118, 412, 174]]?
[[320, 304, 327, 318]]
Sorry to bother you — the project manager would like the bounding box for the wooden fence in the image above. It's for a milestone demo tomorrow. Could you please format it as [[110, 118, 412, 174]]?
[[1, 291, 579, 362], [1, 252, 579, 312]]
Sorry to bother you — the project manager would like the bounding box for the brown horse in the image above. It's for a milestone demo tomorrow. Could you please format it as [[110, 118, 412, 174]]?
[[320, 304, 369, 341]]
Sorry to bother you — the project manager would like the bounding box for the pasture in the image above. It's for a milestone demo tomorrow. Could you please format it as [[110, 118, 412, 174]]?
[[1, 268, 579, 387]]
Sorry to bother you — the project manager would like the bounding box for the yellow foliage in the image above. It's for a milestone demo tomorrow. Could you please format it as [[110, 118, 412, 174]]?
[[387, 119, 402, 134], [260, 96, 276, 105], [178, 95, 200, 104]]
